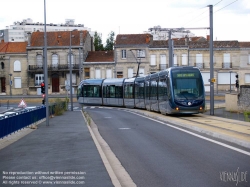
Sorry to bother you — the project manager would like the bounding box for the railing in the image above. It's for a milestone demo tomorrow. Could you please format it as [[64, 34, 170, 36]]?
[[222, 62, 232, 69], [0, 106, 46, 139], [195, 63, 204, 69], [159, 64, 168, 70], [29, 64, 80, 71], [0, 101, 67, 139]]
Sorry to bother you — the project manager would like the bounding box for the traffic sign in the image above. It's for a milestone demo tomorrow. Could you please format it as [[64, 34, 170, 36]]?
[[18, 99, 27, 108]]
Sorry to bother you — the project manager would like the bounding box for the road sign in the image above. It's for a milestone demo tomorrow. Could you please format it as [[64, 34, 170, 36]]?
[[18, 99, 27, 108]]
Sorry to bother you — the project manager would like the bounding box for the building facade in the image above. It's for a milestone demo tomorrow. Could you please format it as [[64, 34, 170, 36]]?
[[0, 18, 94, 42]]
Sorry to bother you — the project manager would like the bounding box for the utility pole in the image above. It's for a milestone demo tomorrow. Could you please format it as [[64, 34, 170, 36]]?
[[209, 4, 214, 115], [43, 0, 49, 126]]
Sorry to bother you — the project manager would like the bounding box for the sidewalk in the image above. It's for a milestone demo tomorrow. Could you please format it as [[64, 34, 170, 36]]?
[[0, 111, 114, 187]]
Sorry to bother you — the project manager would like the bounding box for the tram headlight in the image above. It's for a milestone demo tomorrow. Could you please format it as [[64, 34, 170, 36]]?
[[199, 106, 203, 110], [175, 107, 179, 111]]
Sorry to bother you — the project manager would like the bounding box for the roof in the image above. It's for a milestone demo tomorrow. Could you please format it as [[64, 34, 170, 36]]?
[[239, 42, 250, 48], [149, 38, 241, 49], [85, 51, 114, 62], [0, 41, 27, 53], [115, 34, 153, 45], [30, 30, 88, 47]]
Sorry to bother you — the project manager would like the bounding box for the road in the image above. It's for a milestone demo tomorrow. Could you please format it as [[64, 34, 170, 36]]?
[[84, 106, 250, 187]]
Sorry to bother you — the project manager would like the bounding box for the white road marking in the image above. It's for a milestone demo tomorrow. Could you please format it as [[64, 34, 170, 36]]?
[[119, 128, 131, 130], [126, 110, 250, 156]]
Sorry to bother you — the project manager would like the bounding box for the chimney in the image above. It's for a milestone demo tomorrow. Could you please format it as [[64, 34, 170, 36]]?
[[207, 35, 210, 41], [185, 35, 189, 46], [27, 32, 31, 46]]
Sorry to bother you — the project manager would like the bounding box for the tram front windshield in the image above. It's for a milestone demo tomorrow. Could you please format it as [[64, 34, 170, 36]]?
[[171, 70, 204, 100]]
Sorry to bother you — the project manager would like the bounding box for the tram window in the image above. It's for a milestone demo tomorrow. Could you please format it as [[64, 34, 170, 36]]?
[[125, 84, 133, 98], [84, 85, 101, 97], [115, 86, 123, 98]]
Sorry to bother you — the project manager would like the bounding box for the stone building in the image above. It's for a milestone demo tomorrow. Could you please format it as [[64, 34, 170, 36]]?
[[0, 41, 28, 95], [26, 30, 92, 95], [114, 34, 153, 78], [84, 51, 115, 79]]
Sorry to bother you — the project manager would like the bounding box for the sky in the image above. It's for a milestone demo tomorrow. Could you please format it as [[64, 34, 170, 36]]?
[[0, 0, 249, 42]]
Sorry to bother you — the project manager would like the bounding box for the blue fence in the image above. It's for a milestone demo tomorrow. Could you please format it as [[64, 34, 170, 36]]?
[[0, 107, 46, 139]]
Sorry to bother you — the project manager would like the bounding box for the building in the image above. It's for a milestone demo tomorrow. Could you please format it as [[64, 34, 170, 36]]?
[[144, 25, 195, 40], [84, 51, 115, 79], [114, 34, 153, 78], [0, 18, 94, 42], [26, 30, 92, 95], [0, 40, 28, 95]]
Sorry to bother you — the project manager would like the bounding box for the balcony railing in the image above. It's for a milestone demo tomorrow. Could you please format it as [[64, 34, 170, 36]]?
[[222, 62, 232, 69], [159, 64, 168, 70], [29, 64, 80, 71], [194, 63, 204, 69]]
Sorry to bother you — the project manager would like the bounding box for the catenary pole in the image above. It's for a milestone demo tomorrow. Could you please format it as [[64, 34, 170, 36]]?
[[44, 0, 49, 125], [209, 5, 214, 115]]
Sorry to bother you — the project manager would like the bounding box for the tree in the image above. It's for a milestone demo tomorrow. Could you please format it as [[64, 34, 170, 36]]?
[[104, 31, 115, 51], [93, 32, 104, 51]]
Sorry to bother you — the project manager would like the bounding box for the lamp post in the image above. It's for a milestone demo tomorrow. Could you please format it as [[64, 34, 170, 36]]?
[[69, 31, 74, 111], [9, 74, 12, 96]]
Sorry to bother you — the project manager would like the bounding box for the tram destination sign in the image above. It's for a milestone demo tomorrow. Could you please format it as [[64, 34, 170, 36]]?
[[176, 73, 195, 78]]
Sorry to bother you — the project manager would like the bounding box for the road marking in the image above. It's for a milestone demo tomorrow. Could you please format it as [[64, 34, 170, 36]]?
[[119, 128, 131, 130], [104, 117, 112, 118], [126, 110, 250, 156]]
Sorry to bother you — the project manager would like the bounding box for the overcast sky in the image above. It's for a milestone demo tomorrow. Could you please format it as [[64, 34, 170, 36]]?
[[0, 0, 249, 42]]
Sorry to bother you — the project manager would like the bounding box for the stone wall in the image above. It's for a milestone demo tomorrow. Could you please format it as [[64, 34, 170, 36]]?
[[238, 85, 250, 111]]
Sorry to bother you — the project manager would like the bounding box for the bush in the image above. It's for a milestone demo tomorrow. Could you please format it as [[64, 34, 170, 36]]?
[[53, 98, 67, 116], [243, 111, 250, 122]]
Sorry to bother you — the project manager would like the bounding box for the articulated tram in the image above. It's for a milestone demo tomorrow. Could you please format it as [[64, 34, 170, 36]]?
[[77, 66, 205, 114]]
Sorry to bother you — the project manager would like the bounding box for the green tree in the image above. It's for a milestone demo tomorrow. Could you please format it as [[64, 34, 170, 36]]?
[[94, 32, 104, 51], [104, 31, 115, 51]]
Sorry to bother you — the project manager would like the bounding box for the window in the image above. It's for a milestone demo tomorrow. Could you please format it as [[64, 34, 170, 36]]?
[[150, 55, 156, 66], [139, 68, 145, 77], [122, 50, 126, 59], [182, 54, 187, 65], [128, 68, 133, 78], [106, 68, 112, 78], [245, 73, 250, 83], [36, 54, 43, 67], [196, 54, 203, 63], [14, 60, 21, 71], [35, 74, 44, 86], [52, 54, 59, 68], [14, 77, 21, 88], [160, 55, 167, 70], [66, 73, 76, 84], [84, 68, 90, 79], [173, 54, 178, 66], [95, 69, 101, 79], [117, 71, 123, 78], [248, 54, 250, 64], [137, 50, 145, 58], [68, 53, 74, 64], [1, 62, 4, 69], [223, 53, 230, 68]]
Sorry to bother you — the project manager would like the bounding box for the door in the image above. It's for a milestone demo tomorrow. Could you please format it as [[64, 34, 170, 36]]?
[[1, 77, 6, 92], [52, 74, 59, 93]]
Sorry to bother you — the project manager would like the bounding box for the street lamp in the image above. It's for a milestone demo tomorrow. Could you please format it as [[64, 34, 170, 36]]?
[[9, 74, 12, 96]]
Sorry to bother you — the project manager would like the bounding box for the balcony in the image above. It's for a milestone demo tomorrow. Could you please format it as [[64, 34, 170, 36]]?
[[222, 62, 232, 69], [159, 64, 168, 71], [29, 64, 80, 72], [194, 63, 204, 69]]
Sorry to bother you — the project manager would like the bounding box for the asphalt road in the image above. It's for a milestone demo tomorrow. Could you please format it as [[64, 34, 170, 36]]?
[[85, 107, 250, 187]]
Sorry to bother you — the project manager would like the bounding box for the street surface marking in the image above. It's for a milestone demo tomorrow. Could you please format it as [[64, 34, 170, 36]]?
[[125, 110, 250, 156]]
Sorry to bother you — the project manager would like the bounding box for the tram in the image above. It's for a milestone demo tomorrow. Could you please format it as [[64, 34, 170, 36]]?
[[77, 66, 205, 114]]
